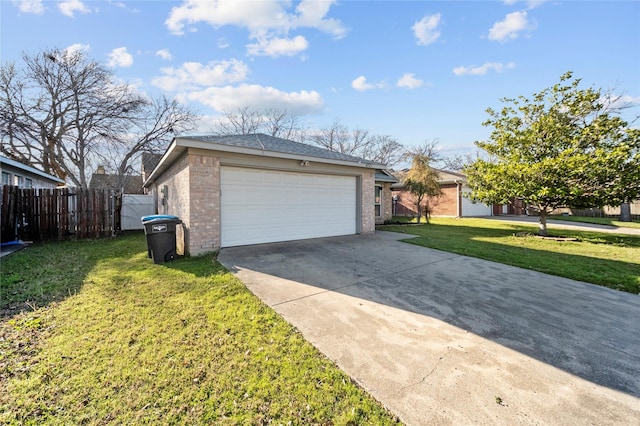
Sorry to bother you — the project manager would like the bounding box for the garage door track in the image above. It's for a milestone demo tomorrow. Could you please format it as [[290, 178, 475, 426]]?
[[218, 231, 640, 425]]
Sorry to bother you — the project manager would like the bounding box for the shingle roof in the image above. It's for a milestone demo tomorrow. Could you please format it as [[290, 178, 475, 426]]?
[[141, 152, 162, 174], [375, 170, 398, 183], [89, 173, 144, 194], [180, 133, 381, 166]]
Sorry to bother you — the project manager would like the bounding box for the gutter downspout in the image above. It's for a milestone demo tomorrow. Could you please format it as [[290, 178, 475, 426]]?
[[455, 180, 462, 218]]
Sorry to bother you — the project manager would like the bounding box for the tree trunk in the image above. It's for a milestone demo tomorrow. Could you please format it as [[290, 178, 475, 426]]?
[[619, 202, 632, 222], [538, 213, 548, 236], [424, 201, 430, 224]]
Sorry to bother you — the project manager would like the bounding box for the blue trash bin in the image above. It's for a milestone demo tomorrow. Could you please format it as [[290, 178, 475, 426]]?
[[141, 215, 181, 264]]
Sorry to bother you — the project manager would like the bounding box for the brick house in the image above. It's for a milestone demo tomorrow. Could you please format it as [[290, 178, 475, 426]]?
[[143, 134, 388, 256], [391, 169, 492, 218]]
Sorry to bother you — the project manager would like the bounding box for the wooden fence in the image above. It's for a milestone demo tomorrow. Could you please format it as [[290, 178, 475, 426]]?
[[1, 185, 121, 243]]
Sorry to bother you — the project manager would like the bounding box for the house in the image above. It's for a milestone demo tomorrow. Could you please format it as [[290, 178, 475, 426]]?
[[0, 155, 65, 189], [143, 133, 387, 256], [392, 169, 492, 218], [89, 166, 144, 194]]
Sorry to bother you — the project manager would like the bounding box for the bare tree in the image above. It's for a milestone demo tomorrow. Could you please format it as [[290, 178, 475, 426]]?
[[309, 120, 404, 167], [111, 95, 197, 177], [214, 106, 263, 136], [361, 134, 404, 166], [0, 48, 197, 188], [403, 139, 442, 165], [261, 108, 306, 141], [214, 106, 306, 142]]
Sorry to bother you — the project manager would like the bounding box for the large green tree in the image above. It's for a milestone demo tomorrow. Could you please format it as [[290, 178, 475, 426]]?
[[465, 72, 640, 235]]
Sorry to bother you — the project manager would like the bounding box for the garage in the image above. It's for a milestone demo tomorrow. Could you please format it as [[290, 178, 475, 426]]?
[[143, 133, 382, 256], [221, 166, 356, 247]]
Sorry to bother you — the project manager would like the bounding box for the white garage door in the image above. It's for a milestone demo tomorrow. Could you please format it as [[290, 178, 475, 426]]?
[[220, 167, 357, 247]]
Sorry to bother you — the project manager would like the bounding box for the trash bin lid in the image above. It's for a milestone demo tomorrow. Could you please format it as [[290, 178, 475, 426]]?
[[141, 214, 180, 222]]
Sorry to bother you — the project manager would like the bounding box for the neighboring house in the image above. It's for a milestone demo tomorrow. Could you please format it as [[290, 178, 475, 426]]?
[[392, 169, 492, 218], [143, 133, 386, 256], [89, 166, 144, 194], [375, 169, 398, 224], [0, 155, 65, 189]]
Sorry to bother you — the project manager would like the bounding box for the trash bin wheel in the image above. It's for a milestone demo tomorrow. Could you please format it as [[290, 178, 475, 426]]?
[[165, 250, 178, 262]]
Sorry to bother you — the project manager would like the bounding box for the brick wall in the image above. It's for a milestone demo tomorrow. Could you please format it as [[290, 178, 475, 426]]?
[[154, 154, 190, 254], [153, 152, 221, 256], [361, 171, 375, 233], [392, 183, 461, 217], [187, 154, 220, 255]]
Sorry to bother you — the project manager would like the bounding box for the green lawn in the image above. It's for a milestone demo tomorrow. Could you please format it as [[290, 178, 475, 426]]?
[[380, 218, 640, 294], [0, 233, 400, 425]]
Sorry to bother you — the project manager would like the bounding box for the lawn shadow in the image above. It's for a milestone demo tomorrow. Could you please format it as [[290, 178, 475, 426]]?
[[219, 229, 640, 398], [0, 234, 145, 320]]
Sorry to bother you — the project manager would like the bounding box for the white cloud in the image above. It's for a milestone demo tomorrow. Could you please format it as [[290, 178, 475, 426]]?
[[397, 73, 424, 89], [152, 59, 249, 91], [351, 76, 386, 92], [352, 76, 373, 91], [165, 0, 345, 57], [247, 35, 309, 57], [488, 11, 531, 42], [502, 0, 547, 9], [291, 0, 346, 39], [186, 84, 324, 115], [65, 43, 90, 55], [12, 0, 44, 14], [452, 62, 516, 76], [603, 93, 640, 110], [58, 0, 90, 17], [107, 47, 133, 68], [155, 49, 172, 61], [412, 13, 442, 46]]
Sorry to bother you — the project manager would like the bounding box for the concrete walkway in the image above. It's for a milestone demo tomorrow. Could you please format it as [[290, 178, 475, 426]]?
[[485, 215, 640, 235], [218, 232, 640, 425]]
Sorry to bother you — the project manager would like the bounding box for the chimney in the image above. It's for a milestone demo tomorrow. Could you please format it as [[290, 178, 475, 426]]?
[[96, 165, 106, 174]]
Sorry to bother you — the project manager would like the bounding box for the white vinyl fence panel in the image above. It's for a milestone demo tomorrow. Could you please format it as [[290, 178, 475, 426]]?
[[121, 194, 154, 230]]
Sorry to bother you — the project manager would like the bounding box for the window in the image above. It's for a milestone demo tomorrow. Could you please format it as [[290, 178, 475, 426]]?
[[14, 175, 23, 187], [25, 178, 33, 188], [374, 185, 382, 217], [1, 172, 10, 185]]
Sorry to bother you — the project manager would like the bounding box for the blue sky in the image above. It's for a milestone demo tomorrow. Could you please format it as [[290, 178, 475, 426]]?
[[2, 0, 639, 157]]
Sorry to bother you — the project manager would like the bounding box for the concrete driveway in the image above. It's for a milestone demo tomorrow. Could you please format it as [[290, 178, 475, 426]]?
[[218, 231, 640, 425]]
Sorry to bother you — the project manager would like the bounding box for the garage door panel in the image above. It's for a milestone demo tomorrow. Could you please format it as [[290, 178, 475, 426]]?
[[221, 167, 356, 247]]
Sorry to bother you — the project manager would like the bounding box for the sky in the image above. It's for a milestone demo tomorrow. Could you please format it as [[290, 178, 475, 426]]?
[[1, 0, 639, 159]]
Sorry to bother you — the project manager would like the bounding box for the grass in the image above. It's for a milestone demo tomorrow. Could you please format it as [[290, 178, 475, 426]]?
[[549, 215, 640, 229], [380, 218, 640, 294], [0, 233, 400, 425]]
